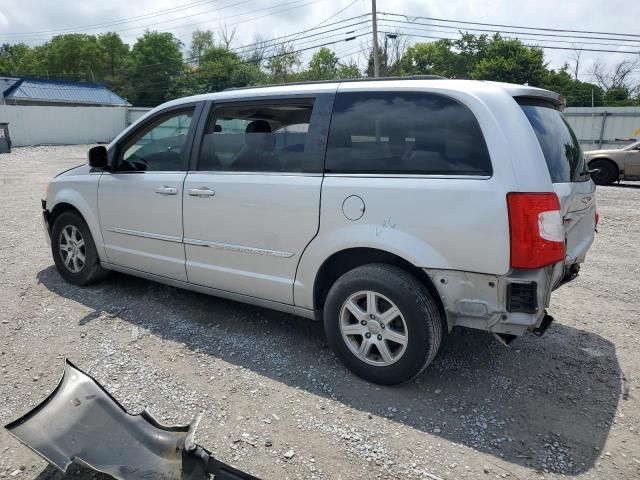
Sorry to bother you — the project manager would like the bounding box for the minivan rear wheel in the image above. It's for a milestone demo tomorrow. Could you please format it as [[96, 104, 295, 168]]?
[[51, 211, 107, 286], [323, 264, 442, 385]]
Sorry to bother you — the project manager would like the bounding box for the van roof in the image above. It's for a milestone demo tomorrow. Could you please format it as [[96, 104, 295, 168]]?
[[159, 77, 563, 112]]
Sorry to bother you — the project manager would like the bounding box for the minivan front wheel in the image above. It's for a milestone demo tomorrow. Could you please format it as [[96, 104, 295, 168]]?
[[324, 264, 442, 385], [51, 211, 107, 286]]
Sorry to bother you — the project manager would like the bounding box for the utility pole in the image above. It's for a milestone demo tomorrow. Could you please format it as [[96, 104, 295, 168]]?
[[371, 0, 380, 77]]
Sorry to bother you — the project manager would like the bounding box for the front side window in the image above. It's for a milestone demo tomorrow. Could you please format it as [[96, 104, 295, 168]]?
[[325, 92, 492, 175], [119, 110, 194, 172], [198, 101, 314, 172]]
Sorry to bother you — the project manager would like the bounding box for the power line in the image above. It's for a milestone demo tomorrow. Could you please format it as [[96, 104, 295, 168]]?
[[1, 0, 317, 43], [0, 0, 222, 38], [379, 11, 640, 39], [379, 16, 640, 45], [381, 30, 640, 55], [231, 14, 369, 51], [118, 0, 321, 39], [377, 22, 640, 50], [232, 20, 371, 55], [296, 0, 362, 35]]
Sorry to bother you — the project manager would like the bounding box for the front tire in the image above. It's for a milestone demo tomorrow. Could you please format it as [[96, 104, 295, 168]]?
[[589, 159, 618, 185], [51, 211, 107, 286], [323, 264, 443, 385]]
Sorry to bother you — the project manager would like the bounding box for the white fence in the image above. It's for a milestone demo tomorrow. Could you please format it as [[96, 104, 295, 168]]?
[[0, 105, 152, 147], [564, 107, 640, 151]]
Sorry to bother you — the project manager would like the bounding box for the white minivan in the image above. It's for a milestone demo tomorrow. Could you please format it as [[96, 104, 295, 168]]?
[[42, 77, 597, 384]]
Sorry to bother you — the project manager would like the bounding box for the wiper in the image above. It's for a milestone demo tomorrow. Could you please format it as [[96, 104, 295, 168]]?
[[4, 359, 260, 480]]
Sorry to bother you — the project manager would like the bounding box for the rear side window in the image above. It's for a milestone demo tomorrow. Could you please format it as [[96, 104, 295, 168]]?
[[325, 92, 492, 175], [518, 100, 589, 183], [198, 101, 314, 172]]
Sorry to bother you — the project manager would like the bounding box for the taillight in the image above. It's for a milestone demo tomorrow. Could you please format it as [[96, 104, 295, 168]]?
[[507, 193, 565, 269], [595, 209, 600, 227]]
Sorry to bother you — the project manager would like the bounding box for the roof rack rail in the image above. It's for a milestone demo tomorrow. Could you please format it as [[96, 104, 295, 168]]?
[[223, 75, 446, 92]]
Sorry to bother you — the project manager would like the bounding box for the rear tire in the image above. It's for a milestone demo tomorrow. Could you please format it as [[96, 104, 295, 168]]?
[[589, 159, 618, 185], [51, 211, 107, 286], [323, 263, 442, 385]]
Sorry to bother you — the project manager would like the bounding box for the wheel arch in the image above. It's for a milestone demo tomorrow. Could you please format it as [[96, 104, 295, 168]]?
[[588, 157, 621, 179], [47, 189, 107, 262], [311, 247, 448, 332]]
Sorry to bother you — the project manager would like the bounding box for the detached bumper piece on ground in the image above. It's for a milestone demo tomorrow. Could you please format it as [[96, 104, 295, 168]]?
[[4, 359, 259, 480]]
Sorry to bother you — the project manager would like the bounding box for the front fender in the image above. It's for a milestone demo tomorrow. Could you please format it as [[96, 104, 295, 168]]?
[[47, 175, 106, 262]]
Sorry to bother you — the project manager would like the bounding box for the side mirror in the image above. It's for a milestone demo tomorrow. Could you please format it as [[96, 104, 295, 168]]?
[[88, 145, 108, 169]]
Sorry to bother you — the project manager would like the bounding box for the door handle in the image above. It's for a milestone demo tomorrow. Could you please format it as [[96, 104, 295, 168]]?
[[155, 186, 178, 195], [187, 188, 215, 197]]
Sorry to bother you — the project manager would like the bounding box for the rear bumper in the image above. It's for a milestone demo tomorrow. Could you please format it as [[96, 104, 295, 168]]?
[[426, 262, 565, 336]]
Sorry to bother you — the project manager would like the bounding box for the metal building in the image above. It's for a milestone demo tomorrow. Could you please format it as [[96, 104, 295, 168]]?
[[0, 77, 128, 107]]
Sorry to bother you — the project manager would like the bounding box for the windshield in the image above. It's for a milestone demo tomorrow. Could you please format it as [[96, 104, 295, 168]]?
[[623, 141, 640, 151], [518, 100, 590, 183]]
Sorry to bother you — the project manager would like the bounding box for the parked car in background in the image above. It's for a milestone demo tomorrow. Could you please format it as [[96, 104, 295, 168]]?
[[41, 78, 596, 385], [585, 140, 640, 185]]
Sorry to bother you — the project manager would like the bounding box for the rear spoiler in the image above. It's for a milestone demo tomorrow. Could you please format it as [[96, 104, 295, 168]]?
[[515, 95, 567, 111], [5, 359, 260, 480]]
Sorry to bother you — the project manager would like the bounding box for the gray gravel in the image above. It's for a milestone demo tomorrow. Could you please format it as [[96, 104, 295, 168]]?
[[0, 145, 639, 479]]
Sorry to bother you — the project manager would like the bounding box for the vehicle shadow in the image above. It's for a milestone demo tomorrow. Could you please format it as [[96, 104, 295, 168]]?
[[36, 266, 622, 476], [610, 182, 640, 190]]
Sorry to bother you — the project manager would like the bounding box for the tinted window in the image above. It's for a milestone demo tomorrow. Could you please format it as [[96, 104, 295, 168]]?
[[120, 110, 193, 172], [198, 101, 314, 172], [519, 101, 589, 183], [325, 92, 492, 175]]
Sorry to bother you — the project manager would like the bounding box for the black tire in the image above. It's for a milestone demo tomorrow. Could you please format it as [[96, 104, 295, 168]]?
[[589, 159, 618, 185], [323, 263, 443, 385], [51, 211, 107, 286]]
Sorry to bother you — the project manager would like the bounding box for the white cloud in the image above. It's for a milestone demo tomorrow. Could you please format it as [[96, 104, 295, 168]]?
[[0, 0, 638, 82]]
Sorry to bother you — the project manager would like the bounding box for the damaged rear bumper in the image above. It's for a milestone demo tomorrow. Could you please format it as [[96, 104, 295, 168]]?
[[4, 359, 259, 480], [426, 262, 567, 337]]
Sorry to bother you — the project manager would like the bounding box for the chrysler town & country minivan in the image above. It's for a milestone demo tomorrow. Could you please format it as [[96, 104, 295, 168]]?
[[42, 78, 597, 384]]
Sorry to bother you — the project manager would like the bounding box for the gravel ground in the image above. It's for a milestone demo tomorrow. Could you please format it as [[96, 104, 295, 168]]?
[[0, 145, 638, 480]]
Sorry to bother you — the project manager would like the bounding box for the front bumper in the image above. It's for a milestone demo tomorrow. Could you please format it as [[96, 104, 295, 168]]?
[[4, 359, 259, 480], [42, 199, 51, 246]]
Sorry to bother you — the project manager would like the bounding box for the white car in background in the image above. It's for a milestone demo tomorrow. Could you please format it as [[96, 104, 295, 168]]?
[[585, 140, 640, 185]]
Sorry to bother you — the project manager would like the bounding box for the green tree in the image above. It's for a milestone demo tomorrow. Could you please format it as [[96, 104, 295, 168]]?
[[266, 43, 301, 83], [99, 33, 129, 77], [0, 43, 38, 75], [189, 30, 214, 64], [543, 69, 604, 107], [307, 47, 338, 80], [400, 39, 465, 77], [604, 86, 634, 106], [470, 35, 548, 85], [38, 34, 107, 79], [129, 31, 183, 106], [337, 60, 360, 79]]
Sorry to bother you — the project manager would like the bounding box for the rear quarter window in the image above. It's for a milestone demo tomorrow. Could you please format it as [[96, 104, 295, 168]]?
[[325, 92, 492, 175], [518, 100, 589, 183]]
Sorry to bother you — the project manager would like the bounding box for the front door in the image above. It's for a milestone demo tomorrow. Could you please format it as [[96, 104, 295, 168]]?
[[99, 105, 199, 281], [183, 96, 332, 304], [625, 143, 640, 177]]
